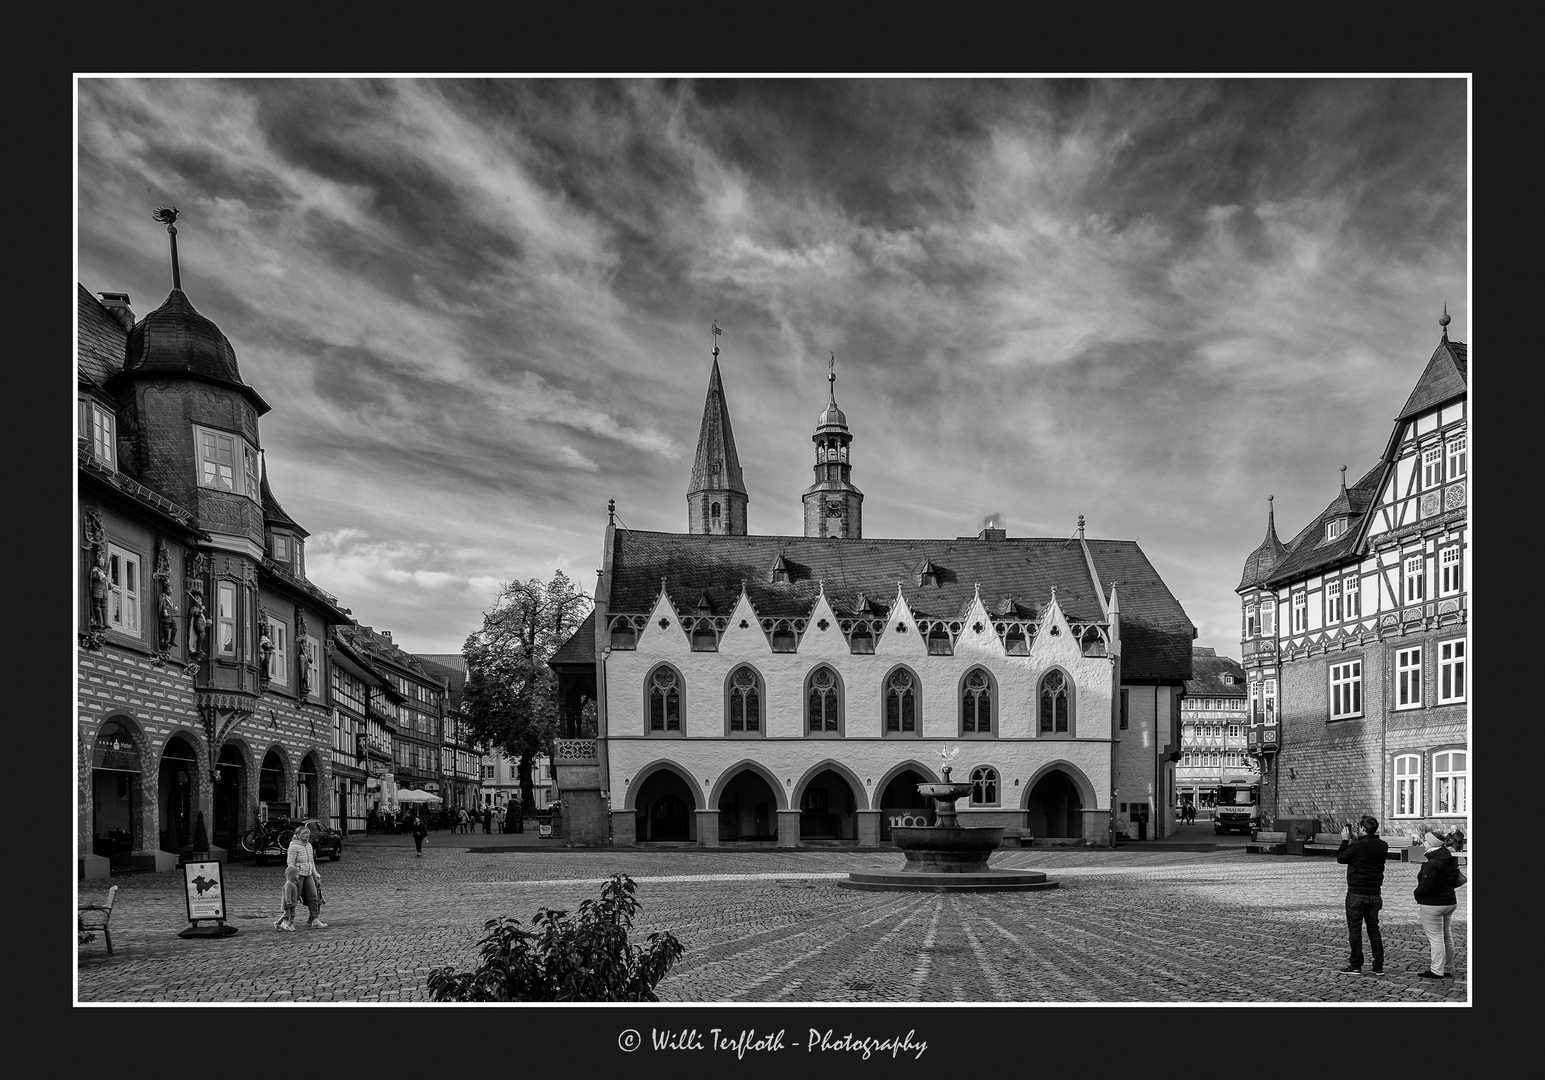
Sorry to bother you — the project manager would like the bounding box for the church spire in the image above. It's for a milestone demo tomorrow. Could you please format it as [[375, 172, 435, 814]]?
[[686, 322, 748, 535], [803, 352, 864, 538]]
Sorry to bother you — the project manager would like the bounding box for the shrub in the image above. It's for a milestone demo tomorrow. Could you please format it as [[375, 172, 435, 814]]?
[[426, 873, 684, 1001]]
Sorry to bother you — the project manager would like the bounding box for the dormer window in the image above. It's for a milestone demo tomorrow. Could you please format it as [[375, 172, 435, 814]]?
[[79, 399, 116, 469], [1325, 517, 1348, 542], [272, 534, 290, 563]]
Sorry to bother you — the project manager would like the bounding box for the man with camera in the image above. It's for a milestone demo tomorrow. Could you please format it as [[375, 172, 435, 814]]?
[[1335, 814, 1389, 976]]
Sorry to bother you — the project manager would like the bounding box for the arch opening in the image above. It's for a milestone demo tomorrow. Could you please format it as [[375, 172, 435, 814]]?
[[716, 768, 780, 842], [1026, 768, 1085, 839]]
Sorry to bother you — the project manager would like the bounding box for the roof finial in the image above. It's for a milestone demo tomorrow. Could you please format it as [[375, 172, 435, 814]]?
[[1340, 464, 1347, 492], [608, 498, 616, 525], [1077, 513, 1085, 539], [1439, 303, 1451, 342], [828, 352, 837, 402], [711, 319, 722, 359], [152, 206, 181, 291]]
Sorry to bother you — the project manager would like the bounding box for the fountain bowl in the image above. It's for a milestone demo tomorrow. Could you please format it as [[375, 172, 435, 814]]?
[[916, 783, 973, 800]]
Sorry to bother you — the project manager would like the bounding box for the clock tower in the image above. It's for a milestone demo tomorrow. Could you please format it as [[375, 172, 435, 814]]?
[[802, 355, 864, 538]]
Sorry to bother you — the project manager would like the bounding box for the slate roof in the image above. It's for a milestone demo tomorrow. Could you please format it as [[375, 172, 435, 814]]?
[[1263, 462, 1382, 587], [78, 285, 127, 389], [415, 653, 470, 708], [1396, 338, 1468, 422], [687, 358, 746, 496], [1184, 647, 1248, 698], [114, 289, 270, 414], [547, 611, 596, 668], [260, 464, 308, 538], [342, 624, 435, 681], [1237, 501, 1288, 591], [78, 443, 205, 535], [600, 530, 1194, 681]]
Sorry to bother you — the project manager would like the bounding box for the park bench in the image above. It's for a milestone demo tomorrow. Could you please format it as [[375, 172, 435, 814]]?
[[1246, 830, 1287, 854], [79, 884, 118, 954]]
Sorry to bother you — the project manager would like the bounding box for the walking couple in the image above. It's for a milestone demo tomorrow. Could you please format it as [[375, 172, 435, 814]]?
[[1336, 815, 1463, 978]]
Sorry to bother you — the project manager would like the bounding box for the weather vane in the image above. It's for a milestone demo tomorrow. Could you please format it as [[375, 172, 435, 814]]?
[[712, 319, 722, 358], [152, 206, 182, 290]]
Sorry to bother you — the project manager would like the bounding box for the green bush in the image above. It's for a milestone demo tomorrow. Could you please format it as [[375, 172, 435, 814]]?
[[426, 873, 684, 1001]]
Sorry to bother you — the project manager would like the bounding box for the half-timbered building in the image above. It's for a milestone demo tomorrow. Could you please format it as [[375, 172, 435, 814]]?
[[1239, 312, 1468, 843]]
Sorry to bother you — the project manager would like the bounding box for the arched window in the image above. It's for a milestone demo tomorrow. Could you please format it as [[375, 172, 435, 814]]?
[[647, 666, 682, 734], [969, 766, 999, 807], [961, 667, 993, 735], [727, 666, 762, 735], [1039, 669, 1071, 735], [848, 623, 875, 654], [884, 668, 918, 735], [806, 666, 841, 735], [711, 502, 721, 525]]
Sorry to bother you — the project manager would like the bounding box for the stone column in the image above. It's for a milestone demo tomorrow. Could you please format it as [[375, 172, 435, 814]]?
[[777, 809, 802, 848], [695, 809, 720, 847], [856, 809, 881, 847]]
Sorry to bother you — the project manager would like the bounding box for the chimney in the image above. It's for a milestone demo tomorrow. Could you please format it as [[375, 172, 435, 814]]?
[[978, 512, 1006, 541], [382, 631, 392, 641], [97, 291, 135, 332]]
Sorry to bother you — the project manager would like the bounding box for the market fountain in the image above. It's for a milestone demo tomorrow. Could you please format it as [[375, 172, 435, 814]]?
[[842, 748, 1059, 892]]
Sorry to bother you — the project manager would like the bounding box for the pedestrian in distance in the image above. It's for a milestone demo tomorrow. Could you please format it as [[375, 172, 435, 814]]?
[[274, 866, 300, 932], [1335, 814, 1388, 975], [1414, 828, 1463, 979], [495, 804, 505, 834], [285, 825, 327, 929], [413, 813, 428, 856], [483, 806, 493, 834]]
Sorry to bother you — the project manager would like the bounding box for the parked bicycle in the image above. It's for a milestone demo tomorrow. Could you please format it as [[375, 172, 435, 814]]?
[[239, 820, 294, 864]]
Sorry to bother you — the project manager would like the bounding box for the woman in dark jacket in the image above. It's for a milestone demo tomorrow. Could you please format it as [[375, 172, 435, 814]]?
[[1413, 830, 1461, 978]]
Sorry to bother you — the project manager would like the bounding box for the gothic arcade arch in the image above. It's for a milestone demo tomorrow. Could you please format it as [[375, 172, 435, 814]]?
[[792, 758, 869, 812], [707, 759, 788, 811]]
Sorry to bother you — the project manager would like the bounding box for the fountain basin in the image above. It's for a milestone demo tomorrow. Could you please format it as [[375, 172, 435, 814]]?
[[840, 825, 1059, 893], [915, 783, 973, 800]]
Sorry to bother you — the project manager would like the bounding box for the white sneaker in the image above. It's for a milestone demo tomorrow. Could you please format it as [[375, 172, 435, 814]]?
[[282, 921, 295, 932], [310, 919, 328, 929]]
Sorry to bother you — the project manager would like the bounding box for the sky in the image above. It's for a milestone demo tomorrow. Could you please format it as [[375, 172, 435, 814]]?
[[75, 77, 1469, 658]]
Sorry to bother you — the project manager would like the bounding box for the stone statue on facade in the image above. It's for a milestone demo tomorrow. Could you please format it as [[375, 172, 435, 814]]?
[[159, 591, 179, 651], [187, 582, 208, 659], [90, 553, 110, 629]]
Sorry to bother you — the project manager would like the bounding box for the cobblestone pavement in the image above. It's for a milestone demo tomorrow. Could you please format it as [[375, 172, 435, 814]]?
[[75, 833, 1469, 1004]]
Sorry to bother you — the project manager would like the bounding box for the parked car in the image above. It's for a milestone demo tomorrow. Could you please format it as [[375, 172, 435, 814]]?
[[249, 817, 343, 863], [301, 818, 343, 861]]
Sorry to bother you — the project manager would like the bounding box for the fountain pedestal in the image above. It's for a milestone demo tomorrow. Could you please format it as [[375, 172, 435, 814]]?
[[840, 772, 1058, 893]]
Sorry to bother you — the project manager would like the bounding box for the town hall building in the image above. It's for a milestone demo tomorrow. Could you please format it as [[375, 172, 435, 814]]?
[[549, 342, 1198, 847]]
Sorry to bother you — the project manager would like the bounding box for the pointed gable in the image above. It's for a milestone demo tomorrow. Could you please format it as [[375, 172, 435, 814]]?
[[687, 358, 746, 496], [1396, 338, 1468, 422]]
